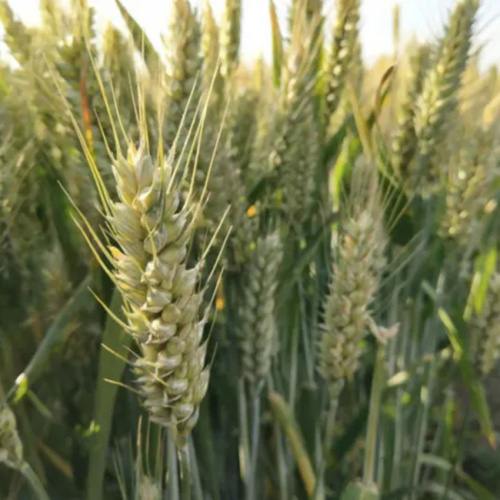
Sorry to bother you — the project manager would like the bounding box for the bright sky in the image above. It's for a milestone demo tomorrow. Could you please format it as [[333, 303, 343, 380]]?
[[3, 0, 500, 70]]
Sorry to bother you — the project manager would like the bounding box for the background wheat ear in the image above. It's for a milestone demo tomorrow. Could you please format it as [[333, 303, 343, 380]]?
[[412, 0, 479, 195], [238, 231, 282, 386], [325, 0, 361, 121], [319, 158, 387, 397], [268, 0, 322, 229], [0, 402, 23, 471], [220, 0, 241, 82], [163, 0, 202, 149], [391, 43, 430, 184], [469, 272, 500, 377]]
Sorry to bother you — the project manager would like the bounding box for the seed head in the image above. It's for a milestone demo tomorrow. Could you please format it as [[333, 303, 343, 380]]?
[[440, 140, 492, 245], [220, 0, 241, 80], [0, 404, 24, 470], [391, 44, 430, 182], [238, 233, 282, 385], [325, 0, 360, 118], [470, 273, 500, 377], [91, 141, 213, 445], [163, 0, 202, 148], [319, 161, 387, 395], [413, 0, 478, 195]]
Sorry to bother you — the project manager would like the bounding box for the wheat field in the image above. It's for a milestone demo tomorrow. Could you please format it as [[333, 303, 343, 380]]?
[[1, 0, 500, 498]]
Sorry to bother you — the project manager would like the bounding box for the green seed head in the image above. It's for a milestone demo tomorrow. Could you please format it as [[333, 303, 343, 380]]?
[[0, 405, 24, 470], [239, 233, 282, 385]]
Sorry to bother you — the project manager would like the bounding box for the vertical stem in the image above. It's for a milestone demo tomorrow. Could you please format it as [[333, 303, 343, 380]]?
[[325, 391, 341, 457], [268, 376, 288, 500], [314, 391, 341, 500], [392, 306, 410, 490], [299, 283, 314, 381], [411, 359, 437, 494], [21, 463, 50, 500], [274, 422, 288, 500], [238, 378, 250, 484], [167, 433, 180, 500], [179, 445, 192, 500], [247, 387, 262, 500], [188, 438, 203, 500], [363, 343, 385, 486]]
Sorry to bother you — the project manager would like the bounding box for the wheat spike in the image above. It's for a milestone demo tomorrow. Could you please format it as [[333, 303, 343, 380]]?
[[413, 0, 479, 194], [164, 0, 202, 148], [220, 0, 241, 80], [239, 233, 282, 385], [201, 1, 223, 111], [0, 0, 33, 64], [470, 272, 500, 377], [440, 138, 492, 244], [78, 123, 216, 446], [325, 0, 360, 117], [391, 44, 430, 181], [0, 403, 24, 471], [218, 86, 258, 262], [319, 161, 387, 396], [269, 2, 321, 226]]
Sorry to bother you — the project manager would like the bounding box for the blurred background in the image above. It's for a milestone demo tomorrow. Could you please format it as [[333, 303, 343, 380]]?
[[3, 0, 500, 69]]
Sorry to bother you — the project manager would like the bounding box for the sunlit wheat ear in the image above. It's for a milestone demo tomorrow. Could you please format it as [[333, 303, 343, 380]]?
[[40, 0, 63, 38], [201, 0, 223, 110], [238, 232, 282, 387], [391, 43, 430, 183], [0, 0, 32, 64], [470, 272, 500, 377], [319, 158, 388, 397], [220, 0, 241, 81], [163, 0, 202, 148], [413, 0, 479, 196], [325, 0, 360, 118], [65, 68, 226, 445], [0, 402, 24, 471]]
